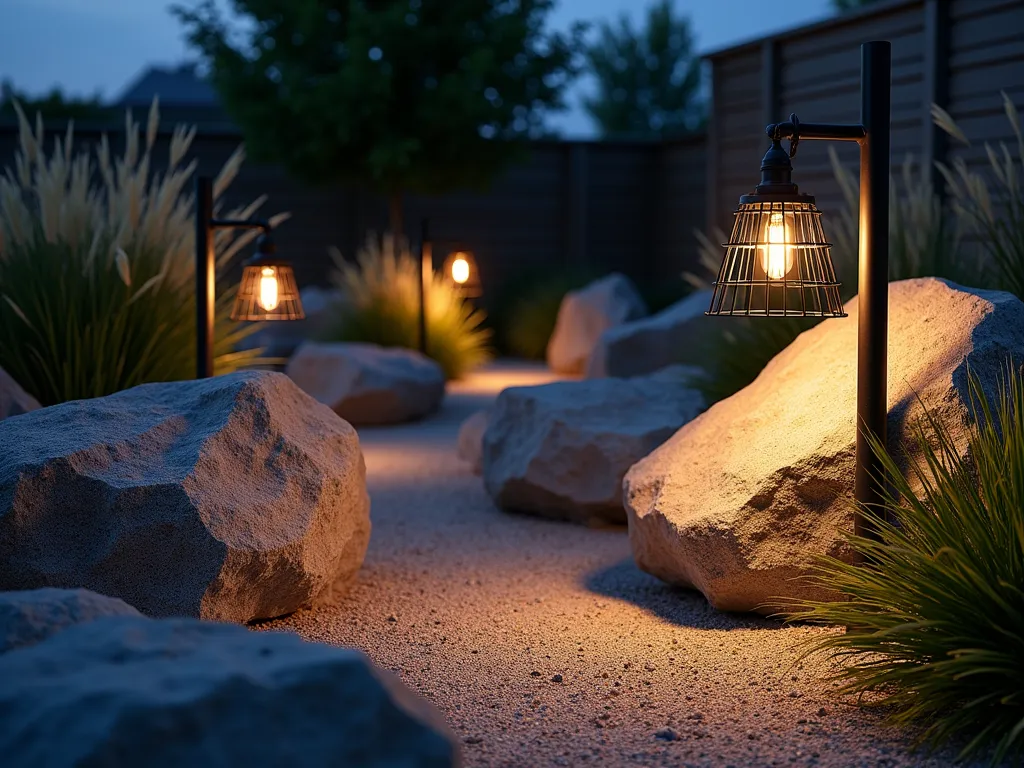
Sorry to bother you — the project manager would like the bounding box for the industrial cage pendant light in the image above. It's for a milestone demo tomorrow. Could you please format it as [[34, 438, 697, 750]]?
[[705, 41, 891, 546], [707, 129, 845, 318], [194, 175, 305, 379]]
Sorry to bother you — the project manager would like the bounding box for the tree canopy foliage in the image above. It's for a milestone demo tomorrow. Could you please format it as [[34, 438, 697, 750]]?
[[583, 0, 703, 137], [174, 0, 585, 235]]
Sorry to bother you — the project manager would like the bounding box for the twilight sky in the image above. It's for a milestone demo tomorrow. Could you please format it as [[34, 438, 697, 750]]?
[[0, 0, 834, 136]]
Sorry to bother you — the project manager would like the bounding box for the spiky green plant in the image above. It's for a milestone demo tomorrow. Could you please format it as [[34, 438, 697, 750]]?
[[934, 92, 1024, 299], [790, 366, 1024, 764], [0, 100, 282, 405], [323, 234, 491, 379]]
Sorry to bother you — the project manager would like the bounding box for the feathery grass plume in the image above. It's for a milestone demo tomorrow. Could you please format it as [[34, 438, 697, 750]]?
[[322, 233, 491, 379], [788, 365, 1024, 764], [0, 99, 279, 405], [934, 92, 1024, 299]]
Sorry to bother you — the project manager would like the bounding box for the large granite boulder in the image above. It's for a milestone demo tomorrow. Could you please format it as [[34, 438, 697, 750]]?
[[0, 371, 371, 623], [625, 278, 1024, 614], [587, 290, 712, 379], [0, 588, 140, 654], [287, 342, 445, 426], [483, 367, 705, 525], [0, 615, 459, 767], [456, 409, 490, 475], [0, 367, 40, 420], [546, 273, 648, 375]]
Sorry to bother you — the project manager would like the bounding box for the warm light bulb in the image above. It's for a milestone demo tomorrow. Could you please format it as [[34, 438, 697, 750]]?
[[451, 256, 470, 285], [761, 212, 794, 280], [258, 266, 280, 311]]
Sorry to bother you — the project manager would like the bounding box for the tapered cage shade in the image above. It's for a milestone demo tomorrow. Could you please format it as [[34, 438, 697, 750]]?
[[443, 250, 482, 298], [231, 260, 304, 321], [707, 199, 846, 318]]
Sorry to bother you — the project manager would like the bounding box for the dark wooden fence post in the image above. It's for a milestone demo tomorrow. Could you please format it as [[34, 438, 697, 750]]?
[[565, 143, 589, 270], [922, 0, 951, 190]]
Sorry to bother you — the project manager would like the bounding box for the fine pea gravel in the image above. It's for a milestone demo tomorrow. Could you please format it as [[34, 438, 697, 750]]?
[[262, 363, 989, 768]]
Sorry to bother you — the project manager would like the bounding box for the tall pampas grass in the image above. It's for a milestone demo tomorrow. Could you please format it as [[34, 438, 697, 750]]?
[[322, 233, 491, 379], [0, 99, 284, 405]]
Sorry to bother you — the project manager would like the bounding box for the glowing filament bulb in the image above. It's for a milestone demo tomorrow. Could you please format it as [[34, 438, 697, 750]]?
[[762, 212, 794, 280], [258, 266, 280, 311], [451, 256, 470, 285]]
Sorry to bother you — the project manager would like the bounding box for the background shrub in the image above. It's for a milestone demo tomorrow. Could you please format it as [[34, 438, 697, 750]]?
[[0, 101, 277, 406], [490, 266, 689, 360], [788, 366, 1024, 764], [322, 234, 491, 379]]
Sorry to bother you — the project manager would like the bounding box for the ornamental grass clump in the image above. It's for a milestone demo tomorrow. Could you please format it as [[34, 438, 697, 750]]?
[[790, 367, 1024, 764], [323, 234, 491, 379], [0, 100, 282, 405], [933, 92, 1024, 299]]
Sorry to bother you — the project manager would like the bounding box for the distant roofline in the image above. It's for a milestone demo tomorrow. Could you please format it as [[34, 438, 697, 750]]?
[[112, 61, 219, 107]]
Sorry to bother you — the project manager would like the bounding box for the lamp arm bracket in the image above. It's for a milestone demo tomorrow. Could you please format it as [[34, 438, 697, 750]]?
[[210, 218, 272, 234], [765, 114, 867, 156]]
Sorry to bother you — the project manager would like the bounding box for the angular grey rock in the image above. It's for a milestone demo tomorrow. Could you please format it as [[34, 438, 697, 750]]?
[[483, 366, 705, 525], [0, 588, 140, 654], [546, 273, 648, 375], [457, 409, 490, 475], [0, 371, 370, 623], [625, 278, 1024, 614], [586, 290, 712, 379], [287, 341, 446, 425], [0, 616, 459, 767], [0, 367, 40, 420]]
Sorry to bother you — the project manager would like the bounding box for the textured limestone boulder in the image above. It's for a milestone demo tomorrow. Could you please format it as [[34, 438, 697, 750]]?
[[0, 371, 371, 623], [0, 367, 39, 420], [0, 616, 459, 767], [546, 273, 648, 374], [587, 290, 712, 379], [625, 278, 1024, 614], [287, 341, 445, 425], [456, 409, 490, 475], [0, 588, 140, 654], [484, 367, 705, 525]]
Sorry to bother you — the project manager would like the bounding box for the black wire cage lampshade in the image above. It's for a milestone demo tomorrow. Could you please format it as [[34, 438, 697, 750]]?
[[707, 136, 846, 318], [230, 233, 305, 321], [443, 249, 482, 298]]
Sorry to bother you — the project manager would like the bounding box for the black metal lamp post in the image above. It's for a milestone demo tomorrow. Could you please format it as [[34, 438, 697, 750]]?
[[195, 175, 304, 379], [706, 41, 891, 542], [416, 217, 480, 355]]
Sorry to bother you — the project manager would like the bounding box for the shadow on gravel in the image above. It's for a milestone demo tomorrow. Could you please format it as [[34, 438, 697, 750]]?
[[583, 557, 785, 631]]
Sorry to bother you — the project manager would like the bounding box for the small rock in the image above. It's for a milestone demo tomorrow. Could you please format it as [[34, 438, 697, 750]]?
[[818, 707, 828, 717], [551, 674, 563, 683], [547, 273, 647, 374], [530, 671, 541, 677], [287, 341, 445, 425], [386, 615, 397, 623], [654, 727, 679, 742]]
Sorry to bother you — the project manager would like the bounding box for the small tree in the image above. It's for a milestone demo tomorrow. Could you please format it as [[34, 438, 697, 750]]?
[[174, 0, 584, 237], [583, 0, 702, 138]]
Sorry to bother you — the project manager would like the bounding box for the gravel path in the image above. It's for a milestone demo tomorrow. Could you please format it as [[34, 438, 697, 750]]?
[[266, 363, 978, 768]]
